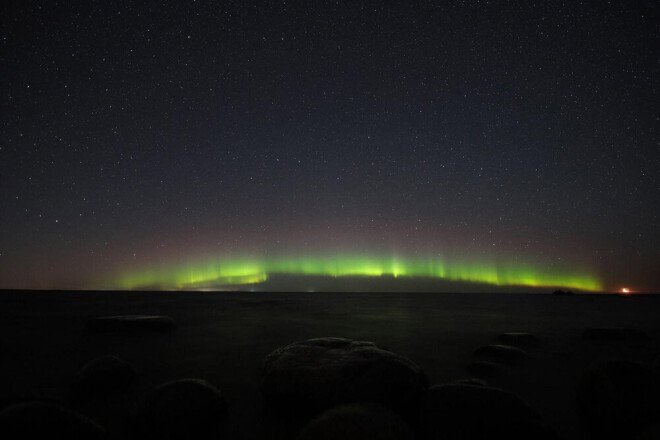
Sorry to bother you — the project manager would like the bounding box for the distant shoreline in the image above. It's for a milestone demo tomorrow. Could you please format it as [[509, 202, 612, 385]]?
[[0, 288, 657, 295]]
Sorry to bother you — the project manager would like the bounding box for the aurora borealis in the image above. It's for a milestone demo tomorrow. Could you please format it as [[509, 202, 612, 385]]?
[[1, 2, 658, 293], [115, 254, 602, 291]]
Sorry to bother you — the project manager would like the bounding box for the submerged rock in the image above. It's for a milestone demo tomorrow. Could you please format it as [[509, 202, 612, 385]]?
[[75, 355, 136, 396], [85, 315, 176, 333], [0, 402, 106, 439], [576, 360, 660, 439], [498, 332, 539, 347], [132, 379, 227, 439], [466, 361, 507, 379], [473, 344, 528, 364], [419, 384, 556, 440], [582, 327, 649, 341], [260, 337, 428, 419], [298, 403, 414, 440]]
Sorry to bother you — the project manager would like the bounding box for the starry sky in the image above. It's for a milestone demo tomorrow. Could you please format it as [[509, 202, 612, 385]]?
[[0, 1, 657, 292]]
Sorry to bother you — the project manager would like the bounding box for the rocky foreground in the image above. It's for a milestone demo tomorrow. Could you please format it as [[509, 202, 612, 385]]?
[[1, 313, 659, 439]]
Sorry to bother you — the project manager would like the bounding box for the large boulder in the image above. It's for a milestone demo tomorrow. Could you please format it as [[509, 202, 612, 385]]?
[[85, 315, 176, 334], [576, 360, 660, 439], [75, 355, 136, 396], [260, 337, 428, 419], [131, 379, 227, 439], [0, 402, 106, 439], [298, 403, 414, 440], [419, 384, 556, 440]]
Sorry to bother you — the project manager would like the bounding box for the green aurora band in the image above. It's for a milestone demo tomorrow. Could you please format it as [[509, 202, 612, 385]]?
[[115, 254, 602, 291]]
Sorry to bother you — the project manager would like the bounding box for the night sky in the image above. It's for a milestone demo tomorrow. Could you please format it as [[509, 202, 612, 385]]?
[[1, 1, 657, 291]]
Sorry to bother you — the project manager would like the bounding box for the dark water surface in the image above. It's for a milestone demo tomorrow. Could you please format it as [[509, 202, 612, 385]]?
[[1, 291, 659, 438]]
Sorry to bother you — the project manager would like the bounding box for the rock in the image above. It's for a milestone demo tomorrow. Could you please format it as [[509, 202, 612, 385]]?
[[473, 344, 528, 364], [298, 403, 414, 440], [0, 402, 106, 439], [576, 360, 660, 439], [85, 315, 176, 333], [638, 422, 660, 440], [582, 327, 649, 341], [452, 378, 488, 387], [419, 384, 556, 440], [132, 379, 227, 439], [552, 289, 574, 296], [498, 332, 539, 347], [465, 361, 507, 379], [75, 355, 136, 396], [259, 337, 428, 420]]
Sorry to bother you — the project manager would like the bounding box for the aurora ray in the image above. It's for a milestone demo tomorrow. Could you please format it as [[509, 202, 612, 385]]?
[[112, 254, 602, 291]]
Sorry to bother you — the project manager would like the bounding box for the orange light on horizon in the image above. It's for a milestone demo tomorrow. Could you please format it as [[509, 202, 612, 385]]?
[[621, 287, 630, 294]]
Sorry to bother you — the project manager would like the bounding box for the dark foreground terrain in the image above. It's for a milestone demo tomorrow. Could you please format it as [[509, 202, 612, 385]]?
[[0, 291, 659, 439]]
